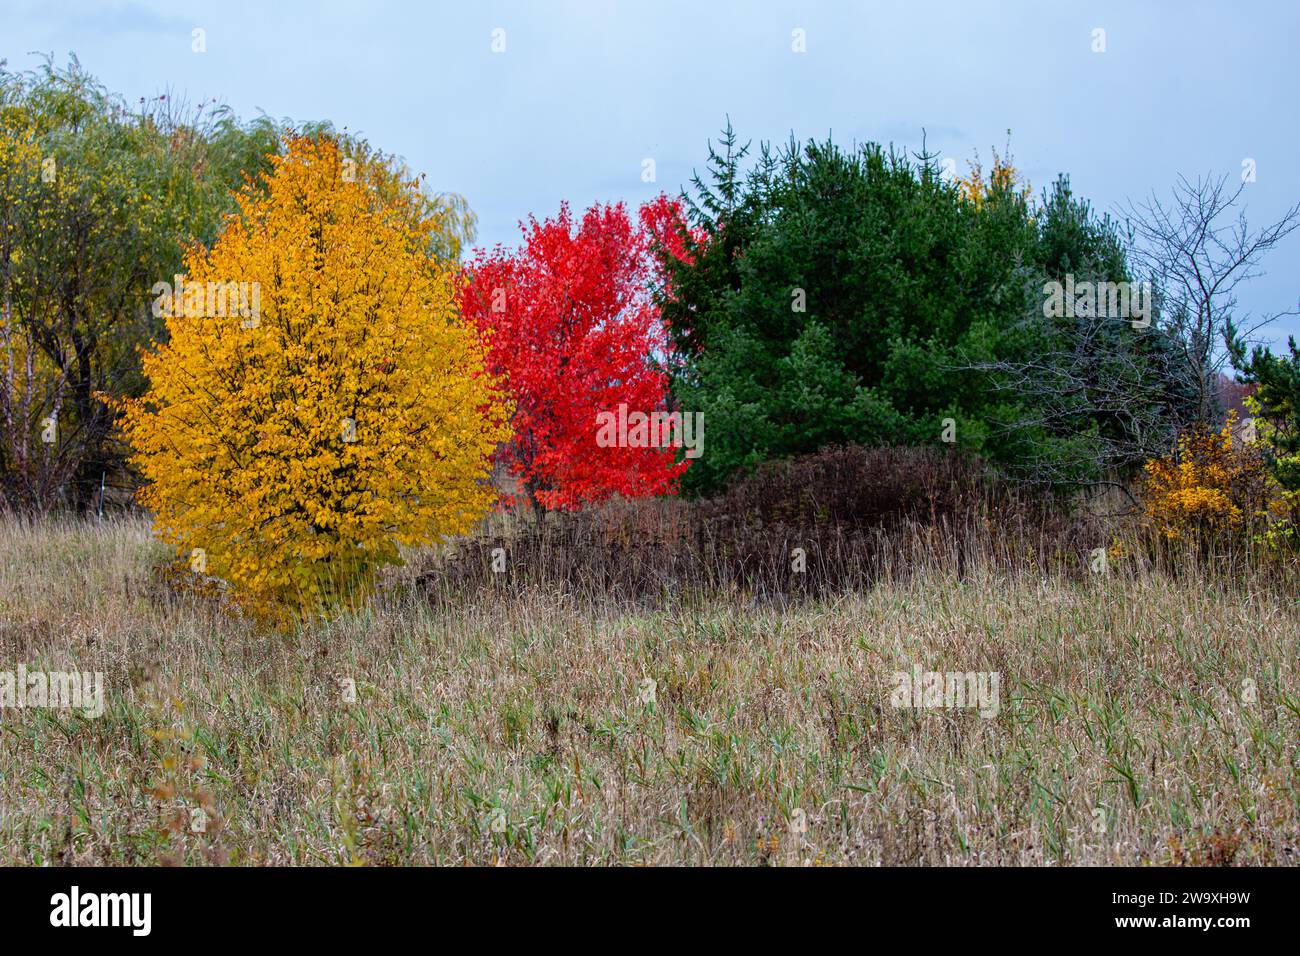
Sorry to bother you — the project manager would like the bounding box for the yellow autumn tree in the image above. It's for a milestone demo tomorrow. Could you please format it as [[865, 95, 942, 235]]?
[[122, 135, 510, 621]]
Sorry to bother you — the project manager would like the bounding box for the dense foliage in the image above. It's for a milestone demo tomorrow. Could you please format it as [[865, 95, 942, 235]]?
[[122, 137, 508, 620], [0, 58, 474, 513], [0, 58, 281, 510], [1140, 413, 1282, 545], [654, 124, 1200, 494], [460, 198, 689, 512]]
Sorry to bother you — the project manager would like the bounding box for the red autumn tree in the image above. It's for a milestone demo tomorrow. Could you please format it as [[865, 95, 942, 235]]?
[[460, 197, 692, 512]]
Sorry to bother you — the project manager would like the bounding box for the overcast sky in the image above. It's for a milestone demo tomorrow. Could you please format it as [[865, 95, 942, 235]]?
[[4, 0, 1298, 347]]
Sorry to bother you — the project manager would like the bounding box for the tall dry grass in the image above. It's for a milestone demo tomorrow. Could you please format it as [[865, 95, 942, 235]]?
[[1, 507, 1297, 865]]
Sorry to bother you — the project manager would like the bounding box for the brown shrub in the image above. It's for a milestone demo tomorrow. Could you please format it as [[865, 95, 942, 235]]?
[[413, 446, 1078, 607]]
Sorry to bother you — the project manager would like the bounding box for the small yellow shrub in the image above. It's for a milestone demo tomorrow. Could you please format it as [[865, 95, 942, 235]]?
[[1141, 413, 1277, 542]]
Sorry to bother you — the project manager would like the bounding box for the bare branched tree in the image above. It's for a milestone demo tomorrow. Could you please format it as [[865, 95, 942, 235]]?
[[1124, 173, 1300, 423], [965, 266, 1194, 499]]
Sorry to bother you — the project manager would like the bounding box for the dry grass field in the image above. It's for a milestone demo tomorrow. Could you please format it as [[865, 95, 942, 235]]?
[[1, 513, 1297, 866]]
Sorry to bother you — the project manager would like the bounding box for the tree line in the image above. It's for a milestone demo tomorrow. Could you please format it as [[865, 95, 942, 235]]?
[[3, 60, 1298, 613]]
